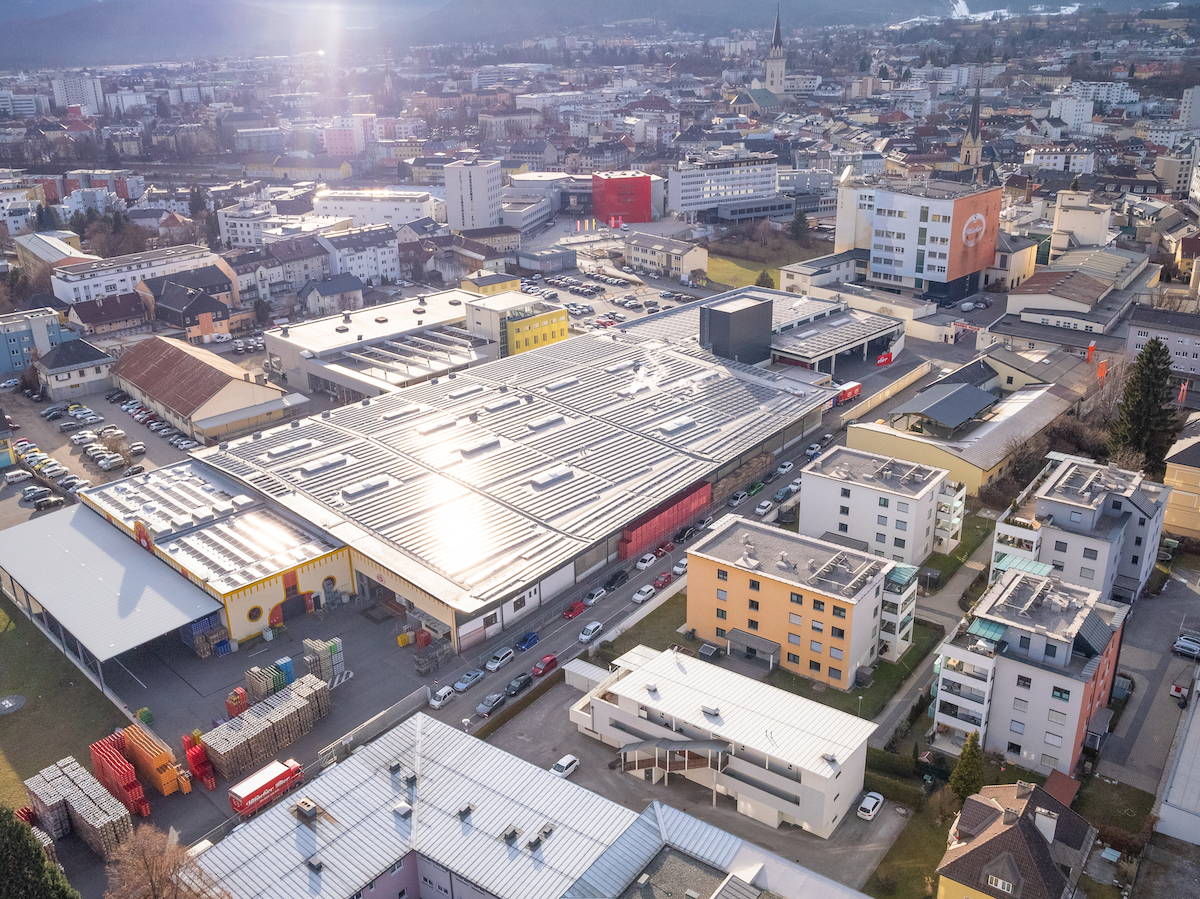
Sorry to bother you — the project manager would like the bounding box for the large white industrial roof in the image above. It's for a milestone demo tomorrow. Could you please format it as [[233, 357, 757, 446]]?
[[196, 313, 832, 615], [608, 649, 876, 778], [0, 504, 222, 661]]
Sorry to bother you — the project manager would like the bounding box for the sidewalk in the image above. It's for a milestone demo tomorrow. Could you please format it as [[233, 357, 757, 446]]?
[[867, 535, 993, 749]]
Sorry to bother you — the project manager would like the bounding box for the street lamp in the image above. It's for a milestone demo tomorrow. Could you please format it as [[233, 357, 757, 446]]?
[[858, 695, 863, 718]]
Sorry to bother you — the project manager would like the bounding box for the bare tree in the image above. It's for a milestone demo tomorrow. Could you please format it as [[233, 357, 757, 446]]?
[[1087, 354, 1132, 423], [104, 824, 227, 899]]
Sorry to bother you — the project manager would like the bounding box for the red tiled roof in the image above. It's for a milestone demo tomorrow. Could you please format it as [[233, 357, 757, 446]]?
[[112, 336, 258, 419]]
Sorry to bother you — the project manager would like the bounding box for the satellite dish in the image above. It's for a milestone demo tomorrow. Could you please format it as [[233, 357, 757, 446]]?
[[839, 165, 854, 184]]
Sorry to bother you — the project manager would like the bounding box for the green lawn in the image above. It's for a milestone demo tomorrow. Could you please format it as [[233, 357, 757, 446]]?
[[0, 602, 128, 810], [707, 242, 827, 288], [863, 799, 950, 898], [922, 514, 996, 584], [595, 593, 688, 665], [1077, 873, 1122, 899], [766, 621, 944, 719], [1074, 777, 1155, 834]]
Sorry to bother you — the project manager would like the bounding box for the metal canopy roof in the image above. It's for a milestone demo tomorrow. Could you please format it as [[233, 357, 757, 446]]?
[[891, 383, 997, 430], [967, 618, 1007, 642], [0, 504, 221, 661], [619, 738, 733, 754]]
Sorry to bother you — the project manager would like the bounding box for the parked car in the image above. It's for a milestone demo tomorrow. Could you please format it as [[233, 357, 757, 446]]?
[[124, 465, 146, 477], [789, 477, 803, 493], [773, 486, 793, 503], [653, 571, 673, 590], [429, 685, 455, 709], [857, 792, 884, 821], [776, 461, 795, 475], [34, 496, 65, 512], [604, 569, 629, 591], [728, 491, 748, 507], [583, 587, 606, 606], [632, 584, 656, 604], [672, 558, 688, 576], [549, 754, 579, 778], [1173, 638, 1200, 659], [805, 444, 822, 458], [0, 378, 18, 389], [747, 481, 765, 496], [636, 552, 657, 571], [453, 669, 486, 693], [475, 692, 507, 716], [563, 600, 587, 620], [504, 673, 533, 697], [754, 500, 772, 516], [578, 621, 603, 643], [654, 540, 675, 557], [485, 647, 514, 672], [514, 631, 539, 652], [128, 443, 146, 455], [673, 526, 695, 543], [532, 654, 558, 677], [22, 486, 51, 502], [68, 481, 91, 494]]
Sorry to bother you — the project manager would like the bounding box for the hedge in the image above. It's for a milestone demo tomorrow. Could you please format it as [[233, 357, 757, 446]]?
[[867, 747, 916, 778], [473, 668, 566, 740], [864, 770, 924, 808]]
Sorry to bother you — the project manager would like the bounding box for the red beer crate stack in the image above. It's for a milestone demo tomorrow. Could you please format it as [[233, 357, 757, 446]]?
[[225, 686, 248, 718], [88, 733, 150, 817], [185, 742, 217, 790]]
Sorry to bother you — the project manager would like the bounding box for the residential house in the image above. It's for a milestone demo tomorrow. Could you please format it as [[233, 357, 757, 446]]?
[[34, 339, 115, 400], [318, 225, 400, 286], [624, 232, 708, 282], [67, 293, 146, 336], [298, 275, 366, 317], [148, 285, 230, 344]]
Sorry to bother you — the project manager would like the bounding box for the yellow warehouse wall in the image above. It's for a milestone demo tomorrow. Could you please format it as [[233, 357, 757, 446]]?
[[506, 310, 569, 355], [1164, 461, 1200, 538], [220, 549, 354, 642]]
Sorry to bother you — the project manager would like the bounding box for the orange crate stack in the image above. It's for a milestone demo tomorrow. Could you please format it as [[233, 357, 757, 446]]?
[[122, 725, 186, 797]]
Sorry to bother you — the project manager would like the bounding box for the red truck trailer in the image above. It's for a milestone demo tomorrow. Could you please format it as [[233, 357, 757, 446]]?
[[836, 381, 862, 405], [229, 759, 303, 818]]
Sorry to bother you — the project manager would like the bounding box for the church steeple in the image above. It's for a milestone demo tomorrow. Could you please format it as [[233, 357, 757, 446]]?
[[960, 78, 983, 168], [769, 5, 785, 59], [967, 79, 982, 142]]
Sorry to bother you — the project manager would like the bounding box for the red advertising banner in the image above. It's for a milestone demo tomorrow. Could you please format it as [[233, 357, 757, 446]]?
[[947, 188, 1003, 282], [877, 352, 893, 366]]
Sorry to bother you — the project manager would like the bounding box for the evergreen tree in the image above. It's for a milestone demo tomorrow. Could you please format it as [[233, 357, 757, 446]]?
[[1111, 337, 1177, 478], [188, 186, 207, 218], [949, 730, 985, 801], [878, 64, 889, 81], [755, 270, 775, 289], [789, 210, 810, 245], [0, 806, 81, 899]]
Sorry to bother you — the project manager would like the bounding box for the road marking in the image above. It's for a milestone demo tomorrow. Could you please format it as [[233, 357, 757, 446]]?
[[329, 670, 354, 689]]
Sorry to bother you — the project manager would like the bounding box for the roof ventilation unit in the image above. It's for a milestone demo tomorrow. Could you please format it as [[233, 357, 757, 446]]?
[[218, 442, 228, 450], [306, 856, 324, 873], [646, 683, 658, 694], [686, 891, 701, 899], [503, 825, 520, 844], [458, 803, 474, 821], [343, 312, 352, 323], [637, 875, 651, 886], [296, 797, 319, 819], [388, 760, 403, 773], [701, 705, 720, 718], [290, 420, 300, 428], [527, 835, 543, 851], [823, 752, 838, 765], [405, 773, 418, 788], [392, 801, 412, 819]]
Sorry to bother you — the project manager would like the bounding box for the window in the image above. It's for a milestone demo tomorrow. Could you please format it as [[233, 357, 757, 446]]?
[[1048, 708, 1067, 725], [877, 515, 888, 526], [1054, 540, 1068, 553], [1080, 567, 1094, 580], [717, 569, 727, 581], [813, 600, 825, 612], [1070, 511, 1082, 523], [894, 538, 906, 549], [749, 579, 760, 592], [1051, 560, 1064, 572], [717, 589, 727, 601], [399, 891, 407, 899], [841, 487, 851, 498], [716, 608, 727, 620], [1019, 636, 1030, 649], [897, 501, 909, 513], [896, 520, 907, 531], [1135, 536, 1143, 547], [810, 640, 823, 653], [987, 875, 1014, 894], [1132, 554, 1139, 565], [391, 862, 404, 874], [748, 619, 758, 631], [1045, 732, 1063, 748], [876, 532, 887, 543], [1042, 753, 1058, 769], [1045, 644, 1057, 658], [1007, 742, 1022, 756], [1017, 675, 1032, 689], [1052, 686, 1070, 702], [1013, 698, 1029, 713], [790, 592, 802, 605], [716, 627, 726, 638], [748, 599, 760, 611], [809, 660, 821, 672], [1139, 517, 1146, 526], [812, 621, 824, 633], [1112, 500, 1123, 512], [787, 652, 800, 664], [840, 505, 850, 516], [831, 625, 845, 639], [789, 633, 802, 645], [879, 497, 889, 508], [838, 523, 849, 532], [828, 667, 842, 681], [1082, 547, 1098, 561], [1010, 719, 1026, 734]]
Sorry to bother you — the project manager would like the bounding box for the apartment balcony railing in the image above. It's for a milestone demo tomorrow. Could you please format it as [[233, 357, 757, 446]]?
[[938, 701, 983, 728], [881, 621, 896, 635], [943, 659, 990, 682], [622, 750, 727, 774], [941, 679, 987, 705], [995, 532, 1036, 553], [882, 601, 899, 615]]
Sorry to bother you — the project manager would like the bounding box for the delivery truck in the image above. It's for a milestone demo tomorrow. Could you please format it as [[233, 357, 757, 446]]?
[[229, 758, 303, 818]]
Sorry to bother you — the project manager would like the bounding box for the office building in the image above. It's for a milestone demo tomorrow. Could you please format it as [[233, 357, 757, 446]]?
[[932, 570, 1125, 775], [0, 308, 78, 376], [686, 517, 909, 686], [50, 244, 220, 304], [666, 150, 778, 219], [313, 188, 441, 229], [799, 446, 965, 565], [445, 159, 502, 231], [574, 646, 875, 838], [1127, 306, 1200, 379]]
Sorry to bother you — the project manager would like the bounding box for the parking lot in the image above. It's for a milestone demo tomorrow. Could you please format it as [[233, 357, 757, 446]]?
[[487, 680, 909, 891]]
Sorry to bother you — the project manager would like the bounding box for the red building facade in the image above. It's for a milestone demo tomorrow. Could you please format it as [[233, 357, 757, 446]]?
[[593, 170, 652, 224]]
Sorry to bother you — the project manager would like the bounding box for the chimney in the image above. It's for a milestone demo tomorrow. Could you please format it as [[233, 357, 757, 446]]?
[[1033, 807, 1058, 845], [1002, 807, 1018, 826]]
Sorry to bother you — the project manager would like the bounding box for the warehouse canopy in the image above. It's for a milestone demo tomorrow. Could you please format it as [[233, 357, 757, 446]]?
[[891, 383, 997, 430], [0, 504, 222, 661]]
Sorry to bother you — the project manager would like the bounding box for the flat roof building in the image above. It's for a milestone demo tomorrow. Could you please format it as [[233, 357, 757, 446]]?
[[572, 646, 875, 837], [51, 244, 218, 304]]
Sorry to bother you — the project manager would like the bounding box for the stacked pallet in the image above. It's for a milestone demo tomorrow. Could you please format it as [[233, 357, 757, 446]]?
[[201, 675, 331, 780], [89, 733, 150, 817], [303, 637, 344, 681], [122, 725, 187, 797], [25, 757, 133, 860], [195, 626, 230, 658], [179, 613, 223, 653], [276, 656, 295, 684]]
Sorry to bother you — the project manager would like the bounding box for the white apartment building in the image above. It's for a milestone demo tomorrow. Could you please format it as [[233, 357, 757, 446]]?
[[799, 446, 966, 566], [932, 571, 1126, 776], [666, 150, 778, 216], [218, 198, 353, 248], [571, 646, 875, 838], [318, 225, 400, 286], [1048, 97, 1094, 133], [1183, 86, 1200, 129], [51, 244, 219, 304], [51, 74, 105, 115], [0, 91, 46, 117], [1064, 82, 1140, 106], [445, 159, 502, 231], [312, 188, 441, 228], [1022, 147, 1096, 173], [992, 456, 1169, 603]]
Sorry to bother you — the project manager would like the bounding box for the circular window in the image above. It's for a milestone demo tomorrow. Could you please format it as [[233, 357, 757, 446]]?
[[247, 606, 263, 623]]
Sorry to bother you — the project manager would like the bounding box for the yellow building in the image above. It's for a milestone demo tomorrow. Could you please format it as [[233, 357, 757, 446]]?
[[936, 782, 1095, 899], [461, 271, 520, 296], [463, 291, 568, 357], [1163, 414, 1200, 538], [686, 519, 906, 690]]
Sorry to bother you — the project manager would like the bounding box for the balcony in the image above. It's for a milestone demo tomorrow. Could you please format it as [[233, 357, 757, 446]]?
[[942, 658, 990, 682], [940, 678, 988, 706], [882, 600, 899, 616], [937, 700, 983, 728]]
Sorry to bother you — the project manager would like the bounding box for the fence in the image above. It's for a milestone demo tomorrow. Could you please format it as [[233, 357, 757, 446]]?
[[316, 684, 431, 769], [839, 360, 933, 429]]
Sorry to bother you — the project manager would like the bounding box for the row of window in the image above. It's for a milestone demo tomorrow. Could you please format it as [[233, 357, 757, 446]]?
[[1015, 675, 1071, 702], [1005, 742, 1059, 773]]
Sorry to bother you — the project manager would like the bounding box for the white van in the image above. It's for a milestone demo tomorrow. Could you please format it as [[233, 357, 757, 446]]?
[[4, 469, 33, 484], [429, 685, 455, 709]]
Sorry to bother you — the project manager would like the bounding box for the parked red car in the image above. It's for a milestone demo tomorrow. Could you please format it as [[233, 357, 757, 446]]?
[[562, 600, 587, 620], [653, 571, 673, 590], [532, 654, 558, 677], [654, 540, 675, 558]]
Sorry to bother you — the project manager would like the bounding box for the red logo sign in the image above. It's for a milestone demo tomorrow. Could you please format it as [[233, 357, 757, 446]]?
[[877, 352, 893, 366], [962, 213, 987, 248]]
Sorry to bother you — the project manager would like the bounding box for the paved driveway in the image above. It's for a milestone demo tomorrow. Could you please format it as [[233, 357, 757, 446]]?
[[1095, 573, 1198, 793], [487, 681, 908, 891]]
